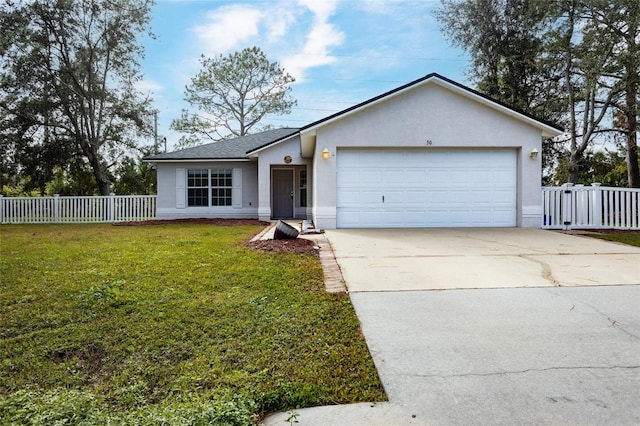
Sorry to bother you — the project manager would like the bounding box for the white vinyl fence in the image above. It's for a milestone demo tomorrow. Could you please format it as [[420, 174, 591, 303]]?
[[542, 184, 640, 230], [0, 194, 156, 224]]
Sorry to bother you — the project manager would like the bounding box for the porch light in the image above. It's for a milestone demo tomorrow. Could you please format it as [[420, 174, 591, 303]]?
[[529, 148, 539, 159], [322, 148, 330, 160]]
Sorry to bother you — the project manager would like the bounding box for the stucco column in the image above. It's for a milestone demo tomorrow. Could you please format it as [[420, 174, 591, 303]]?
[[521, 143, 544, 228], [312, 145, 337, 229], [257, 157, 271, 222]]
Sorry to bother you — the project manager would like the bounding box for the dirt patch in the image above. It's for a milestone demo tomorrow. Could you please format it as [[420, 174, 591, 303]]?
[[246, 238, 319, 255], [114, 218, 269, 226]]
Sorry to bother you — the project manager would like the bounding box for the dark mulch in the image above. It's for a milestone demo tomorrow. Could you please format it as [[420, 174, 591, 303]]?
[[246, 238, 319, 255], [114, 218, 269, 226]]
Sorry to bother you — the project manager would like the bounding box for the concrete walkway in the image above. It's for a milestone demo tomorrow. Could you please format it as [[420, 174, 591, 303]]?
[[263, 229, 640, 425]]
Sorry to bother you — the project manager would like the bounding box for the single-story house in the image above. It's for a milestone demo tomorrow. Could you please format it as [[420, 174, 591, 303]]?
[[145, 73, 563, 229]]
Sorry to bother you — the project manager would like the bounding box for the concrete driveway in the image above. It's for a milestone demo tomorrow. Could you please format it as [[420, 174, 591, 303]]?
[[265, 229, 640, 425], [326, 228, 640, 291]]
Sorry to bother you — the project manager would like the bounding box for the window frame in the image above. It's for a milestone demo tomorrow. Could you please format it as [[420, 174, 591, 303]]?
[[299, 169, 307, 208], [186, 168, 233, 207]]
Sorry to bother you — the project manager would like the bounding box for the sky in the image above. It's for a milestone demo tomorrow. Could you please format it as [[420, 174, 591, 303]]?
[[139, 0, 472, 151]]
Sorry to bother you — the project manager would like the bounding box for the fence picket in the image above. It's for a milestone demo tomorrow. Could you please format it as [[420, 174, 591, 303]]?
[[1, 195, 157, 224], [542, 185, 640, 230]]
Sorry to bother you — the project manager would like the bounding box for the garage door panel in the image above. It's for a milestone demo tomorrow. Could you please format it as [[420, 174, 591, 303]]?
[[359, 190, 382, 204], [493, 189, 516, 203], [384, 170, 405, 184], [428, 170, 450, 184], [337, 149, 516, 228], [339, 170, 362, 186], [361, 170, 383, 184], [405, 190, 428, 204], [406, 170, 427, 183]]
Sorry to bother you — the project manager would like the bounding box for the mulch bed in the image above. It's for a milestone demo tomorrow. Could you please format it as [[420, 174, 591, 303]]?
[[246, 238, 319, 256]]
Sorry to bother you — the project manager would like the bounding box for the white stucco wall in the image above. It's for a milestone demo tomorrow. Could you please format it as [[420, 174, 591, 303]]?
[[155, 161, 259, 219], [253, 135, 312, 222], [311, 82, 544, 229]]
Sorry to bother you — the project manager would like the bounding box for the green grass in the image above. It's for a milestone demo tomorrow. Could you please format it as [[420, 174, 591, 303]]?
[[0, 224, 385, 424], [584, 230, 640, 247]]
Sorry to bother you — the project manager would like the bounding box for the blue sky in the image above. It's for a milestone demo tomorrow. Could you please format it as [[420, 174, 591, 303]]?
[[139, 0, 471, 150]]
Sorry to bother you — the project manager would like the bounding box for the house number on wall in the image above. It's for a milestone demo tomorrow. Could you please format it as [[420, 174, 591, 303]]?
[[426, 140, 433, 146]]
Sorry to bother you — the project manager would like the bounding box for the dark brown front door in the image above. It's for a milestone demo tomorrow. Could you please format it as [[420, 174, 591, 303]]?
[[272, 169, 294, 218]]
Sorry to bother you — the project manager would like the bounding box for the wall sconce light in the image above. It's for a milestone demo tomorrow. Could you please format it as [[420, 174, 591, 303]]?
[[529, 148, 539, 159], [322, 148, 330, 160]]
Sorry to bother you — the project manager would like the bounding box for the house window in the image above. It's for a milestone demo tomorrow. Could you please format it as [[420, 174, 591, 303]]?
[[187, 169, 233, 207], [211, 169, 233, 206], [187, 169, 209, 206], [299, 169, 307, 207]]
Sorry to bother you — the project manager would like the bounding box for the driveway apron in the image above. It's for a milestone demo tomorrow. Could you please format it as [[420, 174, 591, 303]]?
[[326, 228, 640, 291]]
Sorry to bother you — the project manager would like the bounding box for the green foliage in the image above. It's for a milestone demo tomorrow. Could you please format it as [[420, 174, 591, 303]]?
[[435, 0, 640, 187], [0, 388, 259, 425], [171, 46, 296, 146], [435, 0, 548, 115], [0, 0, 155, 195], [551, 149, 631, 186], [1, 176, 40, 197], [112, 157, 157, 195], [45, 166, 99, 196], [0, 224, 385, 423]]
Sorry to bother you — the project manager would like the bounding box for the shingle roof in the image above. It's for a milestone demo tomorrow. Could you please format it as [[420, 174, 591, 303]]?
[[144, 127, 299, 161]]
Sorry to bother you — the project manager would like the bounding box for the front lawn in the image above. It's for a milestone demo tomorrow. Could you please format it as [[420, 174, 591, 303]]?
[[582, 230, 640, 247], [0, 223, 385, 424]]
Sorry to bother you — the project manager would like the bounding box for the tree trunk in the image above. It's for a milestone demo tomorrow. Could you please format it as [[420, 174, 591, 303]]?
[[569, 151, 581, 184], [626, 82, 639, 187], [85, 144, 111, 195]]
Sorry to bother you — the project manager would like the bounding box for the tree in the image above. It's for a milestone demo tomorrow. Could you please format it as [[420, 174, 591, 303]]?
[[583, 0, 640, 187], [435, 0, 639, 186], [112, 156, 156, 195], [0, 0, 154, 195], [544, 0, 620, 184], [435, 0, 566, 177], [171, 46, 296, 147], [435, 0, 549, 114], [552, 149, 629, 186]]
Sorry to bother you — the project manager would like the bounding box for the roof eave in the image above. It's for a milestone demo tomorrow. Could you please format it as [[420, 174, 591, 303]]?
[[143, 157, 252, 163]]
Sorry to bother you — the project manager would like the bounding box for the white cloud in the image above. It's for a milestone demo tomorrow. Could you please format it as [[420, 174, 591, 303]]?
[[281, 0, 344, 81], [264, 6, 296, 43], [187, 1, 344, 82], [193, 4, 263, 55], [297, 0, 339, 20], [136, 79, 164, 95]]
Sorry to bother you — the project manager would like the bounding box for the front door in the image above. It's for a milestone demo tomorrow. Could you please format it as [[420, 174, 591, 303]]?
[[272, 169, 294, 218]]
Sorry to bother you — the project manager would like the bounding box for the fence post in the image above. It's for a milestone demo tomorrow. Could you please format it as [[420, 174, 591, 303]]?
[[109, 193, 115, 222], [592, 183, 602, 227], [0, 194, 3, 224], [561, 183, 573, 230], [54, 194, 60, 223]]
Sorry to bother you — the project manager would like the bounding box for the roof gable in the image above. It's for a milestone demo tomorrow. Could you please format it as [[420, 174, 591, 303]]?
[[300, 73, 563, 137]]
